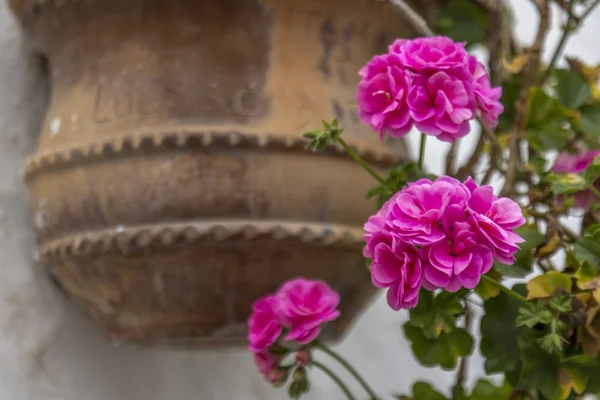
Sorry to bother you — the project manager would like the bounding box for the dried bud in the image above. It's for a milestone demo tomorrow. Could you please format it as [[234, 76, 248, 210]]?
[[295, 349, 311, 367]]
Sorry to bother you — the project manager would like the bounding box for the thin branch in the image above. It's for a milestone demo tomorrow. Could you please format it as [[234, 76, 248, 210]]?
[[387, 0, 435, 37], [445, 140, 459, 175], [456, 304, 473, 387], [502, 0, 551, 197], [540, 0, 577, 84]]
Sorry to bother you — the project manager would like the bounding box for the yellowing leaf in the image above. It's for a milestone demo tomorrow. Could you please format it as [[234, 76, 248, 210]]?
[[537, 232, 561, 258], [503, 54, 529, 74], [595, 288, 600, 305], [559, 368, 587, 399], [527, 272, 573, 299]]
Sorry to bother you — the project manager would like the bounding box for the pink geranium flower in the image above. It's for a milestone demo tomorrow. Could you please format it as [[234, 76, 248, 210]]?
[[370, 239, 422, 310], [363, 192, 399, 258], [407, 65, 476, 142], [386, 176, 470, 245], [389, 36, 469, 71], [277, 278, 340, 344], [467, 185, 526, 264], [422, 205, 495, 292], [356, 54, 414, 139], [248, 295, 283, 353]]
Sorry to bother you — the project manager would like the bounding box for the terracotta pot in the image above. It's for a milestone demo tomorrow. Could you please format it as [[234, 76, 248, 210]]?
[[10, 0, 410, 345]]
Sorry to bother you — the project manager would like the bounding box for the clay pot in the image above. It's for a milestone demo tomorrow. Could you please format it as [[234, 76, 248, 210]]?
[[10, 0, 409, 345]]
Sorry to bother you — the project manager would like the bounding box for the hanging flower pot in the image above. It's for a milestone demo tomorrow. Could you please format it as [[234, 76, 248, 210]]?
[[11, 0, 409, 345]]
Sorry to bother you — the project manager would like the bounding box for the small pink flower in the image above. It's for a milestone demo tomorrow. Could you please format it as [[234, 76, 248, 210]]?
[[467, 185, 525, 264], [467, 56, 503, 127], [370, 239, 422, 310], [277, 278, 340, 344], [552, 150, 600, 210], [357, 54, 414, 139], [423, 205, 494, 291], [386, 176, 470, 245], [248, 295, 282, 353], [408, 66, 476, 142], [389, 36, 469, 71], [253, 352, 279, 378]]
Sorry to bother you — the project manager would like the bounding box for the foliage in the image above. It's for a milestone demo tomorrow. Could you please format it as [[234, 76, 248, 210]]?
[[258, 0, 600, 399]]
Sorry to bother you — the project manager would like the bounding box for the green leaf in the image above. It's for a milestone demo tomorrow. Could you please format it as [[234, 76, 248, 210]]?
[[546, 173, 587, 194], [585, 156, 600, 186], [408, 289, 463, 339], [549, 295, 573, 313], [469, 380, 512, 400], [451, 385, 468, 400], [412, 382, 447, 400], [516, 301, 554, 328], [579, 104, 600, 138], [497, 79, 522, 133], [404, 323, 473, 370], [519, 337, 562, 400], [480, 286, 526, 384], [367, 163, 424, 208], [494, 225, 545, 277], [526, 88, 568, 129], [554, 69, 592, 109], [526, 125, 571, 152], [436, 0, 487, 46], [574, 228, 600, 289], [526, 271, 572, 299]]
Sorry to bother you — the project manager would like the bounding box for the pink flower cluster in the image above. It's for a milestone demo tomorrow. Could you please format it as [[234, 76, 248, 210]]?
[[248, 278, 340, 381], [357, 36, 503, 142], [364, 176, 525, 310], [552, 149, 600, 210]]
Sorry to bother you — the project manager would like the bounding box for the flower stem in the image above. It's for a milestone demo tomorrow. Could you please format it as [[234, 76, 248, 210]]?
[[316, 344, 379, 400], [589, 184, 600, 200], [418, 133, 427, 171], [481, 275, 527, 303], [312, 360, 357, 400], [336, 137, 386, 184]]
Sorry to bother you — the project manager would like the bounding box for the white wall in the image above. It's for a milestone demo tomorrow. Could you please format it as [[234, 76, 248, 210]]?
[[1, 2, 599, 399]]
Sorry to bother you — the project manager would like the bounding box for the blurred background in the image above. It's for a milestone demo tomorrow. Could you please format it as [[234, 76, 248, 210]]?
[[0, 1, 599, 399]]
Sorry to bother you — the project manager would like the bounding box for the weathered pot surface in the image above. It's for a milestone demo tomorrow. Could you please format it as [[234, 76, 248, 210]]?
[[10, 0, 410, 345]]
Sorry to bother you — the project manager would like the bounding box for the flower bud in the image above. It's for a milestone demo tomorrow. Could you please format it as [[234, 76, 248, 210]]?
[[267, 367, 289, 388], [293, 367, 306, 382], [295, 349, 311, 367]]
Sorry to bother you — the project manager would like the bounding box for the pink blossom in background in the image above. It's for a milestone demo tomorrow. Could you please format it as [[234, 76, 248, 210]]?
[[277, 278, 341, 344], [408, 66, 476, 142], [356, 54, 414, 139], [468, 56, 504, 128], [253, 352, 279, 379], [364, 176, 525, 307], [357, 36, 503, 142], [552, 150, 600, 209], [248, 295, 283, 353], [370, 239, 422, 310]]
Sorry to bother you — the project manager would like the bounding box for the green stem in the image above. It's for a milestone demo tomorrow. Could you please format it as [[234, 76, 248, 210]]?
[[312, 361, 357, 400], [316, 344, 379, 400], [589, 184, 600, 199], [481, 275, 527, 303], [418, 133, 427, 170], [336, 137, 386, 185]]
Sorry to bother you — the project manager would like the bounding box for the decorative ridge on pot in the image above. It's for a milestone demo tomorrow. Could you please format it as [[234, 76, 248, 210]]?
[[23, 128, 400, 180], [40, 220, 366, 259]]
